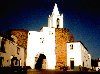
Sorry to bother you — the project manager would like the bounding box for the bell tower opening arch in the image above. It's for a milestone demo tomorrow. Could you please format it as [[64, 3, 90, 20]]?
[[48, 3, 63, 28]]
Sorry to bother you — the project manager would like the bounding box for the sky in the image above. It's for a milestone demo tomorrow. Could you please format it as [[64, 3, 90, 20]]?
[[0, 0, 100, 59]]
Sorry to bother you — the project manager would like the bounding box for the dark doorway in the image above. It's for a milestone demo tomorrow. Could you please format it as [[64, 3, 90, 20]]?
[[0, 38, 6, 52], [35, 54, 46, 69], [83, 62, 84, 67], [70, 60, 74, 69], [11, 57, 19, 67], [0, 57, 3, 67]]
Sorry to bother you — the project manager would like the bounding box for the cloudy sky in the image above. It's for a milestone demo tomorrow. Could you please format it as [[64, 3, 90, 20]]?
[[0, 0, 100, 59]]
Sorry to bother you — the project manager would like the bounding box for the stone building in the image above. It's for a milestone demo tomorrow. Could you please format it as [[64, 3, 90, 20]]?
[[0, 33, 25, 67], [10, 29, 28, 66]]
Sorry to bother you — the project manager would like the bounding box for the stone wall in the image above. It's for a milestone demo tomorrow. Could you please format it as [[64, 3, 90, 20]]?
[[0, 38, 24, 67], [55, 28, 70, 69], [11, 29, 28, 66]]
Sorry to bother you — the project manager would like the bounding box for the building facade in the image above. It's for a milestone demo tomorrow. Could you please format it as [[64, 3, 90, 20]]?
[[95, 58, 100, 71], [26, 3, 92, 70], [26, 3, 72, 69], [10, 29, 28, 66], [0, 34, 25, 67], [0, 3, 91, 71], [67, 42, 91, 71]]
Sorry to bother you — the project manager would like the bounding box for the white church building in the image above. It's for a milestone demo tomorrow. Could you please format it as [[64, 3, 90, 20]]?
[[26, 3, 91, 70], [26, 3, 62, 69]]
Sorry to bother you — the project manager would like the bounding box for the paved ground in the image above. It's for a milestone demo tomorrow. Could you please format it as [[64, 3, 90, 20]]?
[[0, 68, 100, 74], [27, 69, 100, 74]]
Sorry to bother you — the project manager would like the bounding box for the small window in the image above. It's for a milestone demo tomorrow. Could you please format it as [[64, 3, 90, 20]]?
[[70, 44, 73, 50], [7, 60, 9, 62], [29, 33, 30, 35], [15, 60, 17, 65], [42, 41, 43, 43], [40, 38, 44, 43], [70, 58, 74, 60], [49, 31, 53, 35]]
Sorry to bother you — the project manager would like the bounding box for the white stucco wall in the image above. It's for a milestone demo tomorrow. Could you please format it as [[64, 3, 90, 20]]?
[[26, 27, 56, 69], [67, 42, 91, 69], [80, 43, 91, 68], [67, 42, 82, 67], [26, 31, 43, 69], [42, 27, 56, 69], [98, 62, 100, 67]]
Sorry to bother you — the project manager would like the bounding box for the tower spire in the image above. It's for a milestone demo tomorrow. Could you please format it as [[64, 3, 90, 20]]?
[[48, 3, 63, 28], [52, 3, 59, 15]]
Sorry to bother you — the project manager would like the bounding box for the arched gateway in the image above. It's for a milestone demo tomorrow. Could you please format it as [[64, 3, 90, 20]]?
[[35, 54, 46, 69]]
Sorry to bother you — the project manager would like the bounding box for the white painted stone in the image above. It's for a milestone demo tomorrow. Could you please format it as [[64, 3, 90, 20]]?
[[67, 42, 91, 69]]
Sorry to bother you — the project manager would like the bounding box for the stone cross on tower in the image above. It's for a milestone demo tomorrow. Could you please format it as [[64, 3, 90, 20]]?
[[48, 3, 63, 28]]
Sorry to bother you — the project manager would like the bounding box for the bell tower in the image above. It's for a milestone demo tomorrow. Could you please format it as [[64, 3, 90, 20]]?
[[48, 3, 63, 28]]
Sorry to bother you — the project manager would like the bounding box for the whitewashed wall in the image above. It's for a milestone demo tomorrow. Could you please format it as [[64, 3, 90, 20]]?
[[80, 43, 91, 68], [67, 42, 91, 69], [26, 27, 56, 69], [26, 31, 44, 69], [42, 27, 56, 69], [67, 42, 82, 67]]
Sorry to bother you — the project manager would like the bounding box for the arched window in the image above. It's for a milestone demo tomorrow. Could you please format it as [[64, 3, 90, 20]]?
[[57, 18, 60, 28]]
